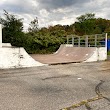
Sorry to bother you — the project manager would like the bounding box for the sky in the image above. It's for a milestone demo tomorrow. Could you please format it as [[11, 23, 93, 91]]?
[[0, 0, 110, 31]]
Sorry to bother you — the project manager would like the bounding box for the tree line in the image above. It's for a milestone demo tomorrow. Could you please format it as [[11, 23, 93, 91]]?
[[0, 10, 110, 54]]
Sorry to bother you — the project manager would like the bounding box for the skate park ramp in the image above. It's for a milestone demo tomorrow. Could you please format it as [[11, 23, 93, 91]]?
[[31, 45, 99, 64], [0, 47, 44, 69]]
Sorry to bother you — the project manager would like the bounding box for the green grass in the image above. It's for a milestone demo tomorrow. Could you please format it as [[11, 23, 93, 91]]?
[[107, 51, 110, 55]]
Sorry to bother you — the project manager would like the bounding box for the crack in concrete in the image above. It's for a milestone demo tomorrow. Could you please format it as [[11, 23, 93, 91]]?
[[60, 96, 103, 110], [95, 80, 104, 97], [85, 103, 92, 110], [95, 80, 110, 102], [60, 80, 110, 110], [42, 75, 70, 80]]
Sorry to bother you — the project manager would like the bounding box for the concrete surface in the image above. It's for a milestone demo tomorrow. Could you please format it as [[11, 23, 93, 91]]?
[[0, 61, 110, 110], [0, 43, 107, 68], [98, 47, 107, 61], [31, 45, 107, 64], [2, 43, 12, 47], [0, 47, 44, 69]]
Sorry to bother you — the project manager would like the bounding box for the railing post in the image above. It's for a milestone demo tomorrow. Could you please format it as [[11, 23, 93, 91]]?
[[72, 35, 74, 46], [67, 35, 69, 44], [95, 34, 97, 47], [105, 33, 107, 48], [85, 35, 88, 47], [78, 37, 80, 47]]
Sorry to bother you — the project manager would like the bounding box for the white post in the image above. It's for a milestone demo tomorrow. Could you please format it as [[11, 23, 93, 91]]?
[[95, 35, 97, 47], [105, 33, 107, 48], [0, 24, 2, 48], [85, 35, 88, 47], [78, 37, 80, 47], [67, 35, 69, 44], [72, 36, 74, 46]]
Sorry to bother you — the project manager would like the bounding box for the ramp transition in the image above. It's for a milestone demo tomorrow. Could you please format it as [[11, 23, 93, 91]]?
[[0, 47, 44, 69], [31, 45, 106, 64]]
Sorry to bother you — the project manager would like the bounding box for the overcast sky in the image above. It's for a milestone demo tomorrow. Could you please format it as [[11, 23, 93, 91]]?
[[0, 0, 110, 31]]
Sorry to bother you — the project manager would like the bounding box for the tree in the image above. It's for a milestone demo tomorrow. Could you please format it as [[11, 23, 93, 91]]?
[[28, 17, 38, 32], [74, 13, 96, 35], [76, 13, 95, 23], [95, 18, 110, 33], [0, 10, 24, 46]]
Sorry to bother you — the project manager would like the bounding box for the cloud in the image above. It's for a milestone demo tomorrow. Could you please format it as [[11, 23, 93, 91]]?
[[0, 0, 110, 31], [39, 9, 49, 18], [0, 0, 39, 14], [38, 0, 90, 11], [51, 16, 76, 26]]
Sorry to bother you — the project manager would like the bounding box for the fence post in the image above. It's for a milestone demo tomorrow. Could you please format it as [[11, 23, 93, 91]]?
[[95, 34, 97, 47], [105, 33, 107, 48], [85, 35, 88, 47], [72, 35, 74, 46], [67, 35, 69, 44], [78, 37, 80, 47]]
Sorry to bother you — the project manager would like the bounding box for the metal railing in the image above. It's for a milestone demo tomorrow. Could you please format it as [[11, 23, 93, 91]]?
[[67, 33, 107, 47]]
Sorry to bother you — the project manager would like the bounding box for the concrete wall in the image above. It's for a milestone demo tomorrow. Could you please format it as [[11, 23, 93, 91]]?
[[65, 44, 107, 62], [84, 48, 98, 62], [98, 47, 107, 61], [85, 47, 107, 62], [0, 47, 45, 69]]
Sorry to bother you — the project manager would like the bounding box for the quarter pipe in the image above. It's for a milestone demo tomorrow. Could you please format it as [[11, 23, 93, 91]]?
[[0, 47, 44, 69], [31, 45, 107, 64]]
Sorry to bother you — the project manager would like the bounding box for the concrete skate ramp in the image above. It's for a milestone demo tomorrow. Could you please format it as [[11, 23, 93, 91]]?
[[31, 45, 97, 64], [0, 47, 44, 69]]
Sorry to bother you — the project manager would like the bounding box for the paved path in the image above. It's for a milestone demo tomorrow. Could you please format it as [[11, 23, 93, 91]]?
[[0, 61, 110, 110]]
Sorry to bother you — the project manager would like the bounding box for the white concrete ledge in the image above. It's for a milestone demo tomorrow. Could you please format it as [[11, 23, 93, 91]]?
[[2, 43, 12, 47]]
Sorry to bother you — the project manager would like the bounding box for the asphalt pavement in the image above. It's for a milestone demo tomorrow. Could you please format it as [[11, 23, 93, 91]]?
[[0, 61, 110, 110]]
